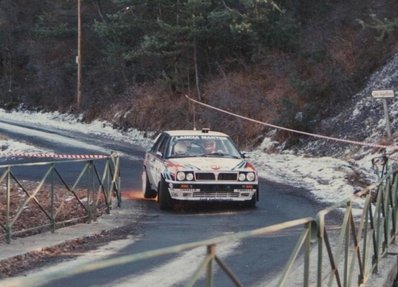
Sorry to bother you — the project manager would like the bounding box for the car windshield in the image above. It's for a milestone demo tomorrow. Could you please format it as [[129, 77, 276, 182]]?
[[167, 135, 242, 158]]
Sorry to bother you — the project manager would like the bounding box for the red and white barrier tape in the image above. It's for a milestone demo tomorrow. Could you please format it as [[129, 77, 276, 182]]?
[[185, 95, 398, 151], [0, 152, 111, 159]]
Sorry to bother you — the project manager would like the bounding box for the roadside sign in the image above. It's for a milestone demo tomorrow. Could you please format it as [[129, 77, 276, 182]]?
[[372, 90, 395, 98], [371, 89, 394, 138]]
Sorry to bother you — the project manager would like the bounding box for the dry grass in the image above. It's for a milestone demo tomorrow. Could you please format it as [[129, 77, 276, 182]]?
[[328, 27, 361, 76], [0, 134, 8, 141], [0, 180, 107, 241]]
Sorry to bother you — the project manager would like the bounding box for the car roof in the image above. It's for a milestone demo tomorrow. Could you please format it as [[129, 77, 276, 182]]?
[[164, 129, 229, 137]]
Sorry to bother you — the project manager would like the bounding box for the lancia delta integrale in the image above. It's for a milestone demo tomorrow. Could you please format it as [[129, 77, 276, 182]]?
[[142, 129, 259, 210]]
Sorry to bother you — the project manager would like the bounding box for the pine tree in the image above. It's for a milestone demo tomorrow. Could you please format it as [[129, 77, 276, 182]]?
[[94, 0, 295, 95]]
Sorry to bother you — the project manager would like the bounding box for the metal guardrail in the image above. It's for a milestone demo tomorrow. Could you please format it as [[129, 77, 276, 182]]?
[[0, 153, 120, 243], [2, 156, 398, 287]]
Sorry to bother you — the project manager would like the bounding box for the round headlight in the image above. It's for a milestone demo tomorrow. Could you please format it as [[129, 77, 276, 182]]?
[[176, 172, 186, 181], [186, 173, 194, 181], [238, 173, 246, 181], [246, 172, 255, 181]]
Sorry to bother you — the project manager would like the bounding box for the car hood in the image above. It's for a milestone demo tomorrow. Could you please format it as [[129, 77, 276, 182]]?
[[168, 157, 251, 171]]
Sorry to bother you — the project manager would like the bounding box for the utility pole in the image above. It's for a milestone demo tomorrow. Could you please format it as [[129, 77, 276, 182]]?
[[77, 0, 82, 109]]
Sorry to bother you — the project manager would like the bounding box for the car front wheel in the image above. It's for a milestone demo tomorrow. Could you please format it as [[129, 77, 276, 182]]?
[[159, 178, 174, 210], [244, 193, 257, 208]]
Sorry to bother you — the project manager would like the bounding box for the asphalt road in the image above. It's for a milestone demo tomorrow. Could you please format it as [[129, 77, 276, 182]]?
[[0, 119, 328, 286]]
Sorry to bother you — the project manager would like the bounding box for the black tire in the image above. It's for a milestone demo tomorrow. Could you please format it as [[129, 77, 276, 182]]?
[[142, 170, 157, 199], [159, 178, 174, 210], [244, 193, 257, 208]]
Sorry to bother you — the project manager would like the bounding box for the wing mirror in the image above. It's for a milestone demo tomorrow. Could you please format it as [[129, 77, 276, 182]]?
[[241, 151, 251, 158]]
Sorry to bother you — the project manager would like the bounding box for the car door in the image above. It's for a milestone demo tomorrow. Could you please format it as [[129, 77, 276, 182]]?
[[146, 133, 166, 187], [151, 134, 170, 187]]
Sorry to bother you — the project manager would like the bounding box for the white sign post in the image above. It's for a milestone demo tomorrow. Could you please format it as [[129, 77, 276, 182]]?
[[372, 90, 394, 138]]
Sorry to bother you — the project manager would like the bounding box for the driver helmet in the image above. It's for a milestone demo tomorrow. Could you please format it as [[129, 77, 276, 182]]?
[[174, 142, 188, 155], [204, 138, 216, 153]]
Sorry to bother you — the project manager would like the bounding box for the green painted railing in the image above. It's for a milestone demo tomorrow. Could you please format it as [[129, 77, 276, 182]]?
[[0, 153, 120, 243], [1, 156, 397, 287]]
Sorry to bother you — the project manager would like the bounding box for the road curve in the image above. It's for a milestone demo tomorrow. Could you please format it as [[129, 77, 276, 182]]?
[[0, 118, 327, 286]]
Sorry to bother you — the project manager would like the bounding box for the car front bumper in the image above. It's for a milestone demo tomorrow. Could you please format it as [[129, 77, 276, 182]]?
[[166, 181, 258, 201]]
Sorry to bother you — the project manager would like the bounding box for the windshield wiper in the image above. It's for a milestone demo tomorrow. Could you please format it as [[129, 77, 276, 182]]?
[[195, 152, 226, 157], [194, 153, 240, 158], [207, 152, 226, 157]]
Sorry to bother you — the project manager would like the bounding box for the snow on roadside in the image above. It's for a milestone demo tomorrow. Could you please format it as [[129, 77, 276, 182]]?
[[253, 137, 379, 205], [0, 108, 377, 205], [252, 152, 355, 201], [0, 138, 51, 154], [0, 109, 155, 148]]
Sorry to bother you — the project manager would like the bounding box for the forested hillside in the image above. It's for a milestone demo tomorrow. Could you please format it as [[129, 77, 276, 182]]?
[[1, 0, 398, 148]]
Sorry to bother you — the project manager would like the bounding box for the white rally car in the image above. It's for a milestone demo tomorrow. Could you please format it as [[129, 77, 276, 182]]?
[[142, 129, 259, 210]]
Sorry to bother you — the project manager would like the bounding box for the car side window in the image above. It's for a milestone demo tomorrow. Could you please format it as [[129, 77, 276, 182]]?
[[157, 135, 170, 157], [150, 133, 165, 153]]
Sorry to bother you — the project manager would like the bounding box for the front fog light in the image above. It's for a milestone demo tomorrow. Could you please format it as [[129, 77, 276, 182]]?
[[238, 173, 246, 181], [176, 172, 186, 181], [246, 172, 255, 181]]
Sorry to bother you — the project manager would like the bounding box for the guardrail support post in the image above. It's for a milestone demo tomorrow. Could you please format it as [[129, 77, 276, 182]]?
[[344, 211, 350, 287], [50, 164, 55, 233], [304, 222, 311, 287], [5, 166, 11, 244], [103, 161, 111, 213], [112, 154, 121, 207], [86, 161, 92, 223], [206, 244, 216, 287], [89, 160, 98, 221], [316, 213, 325, 287]]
